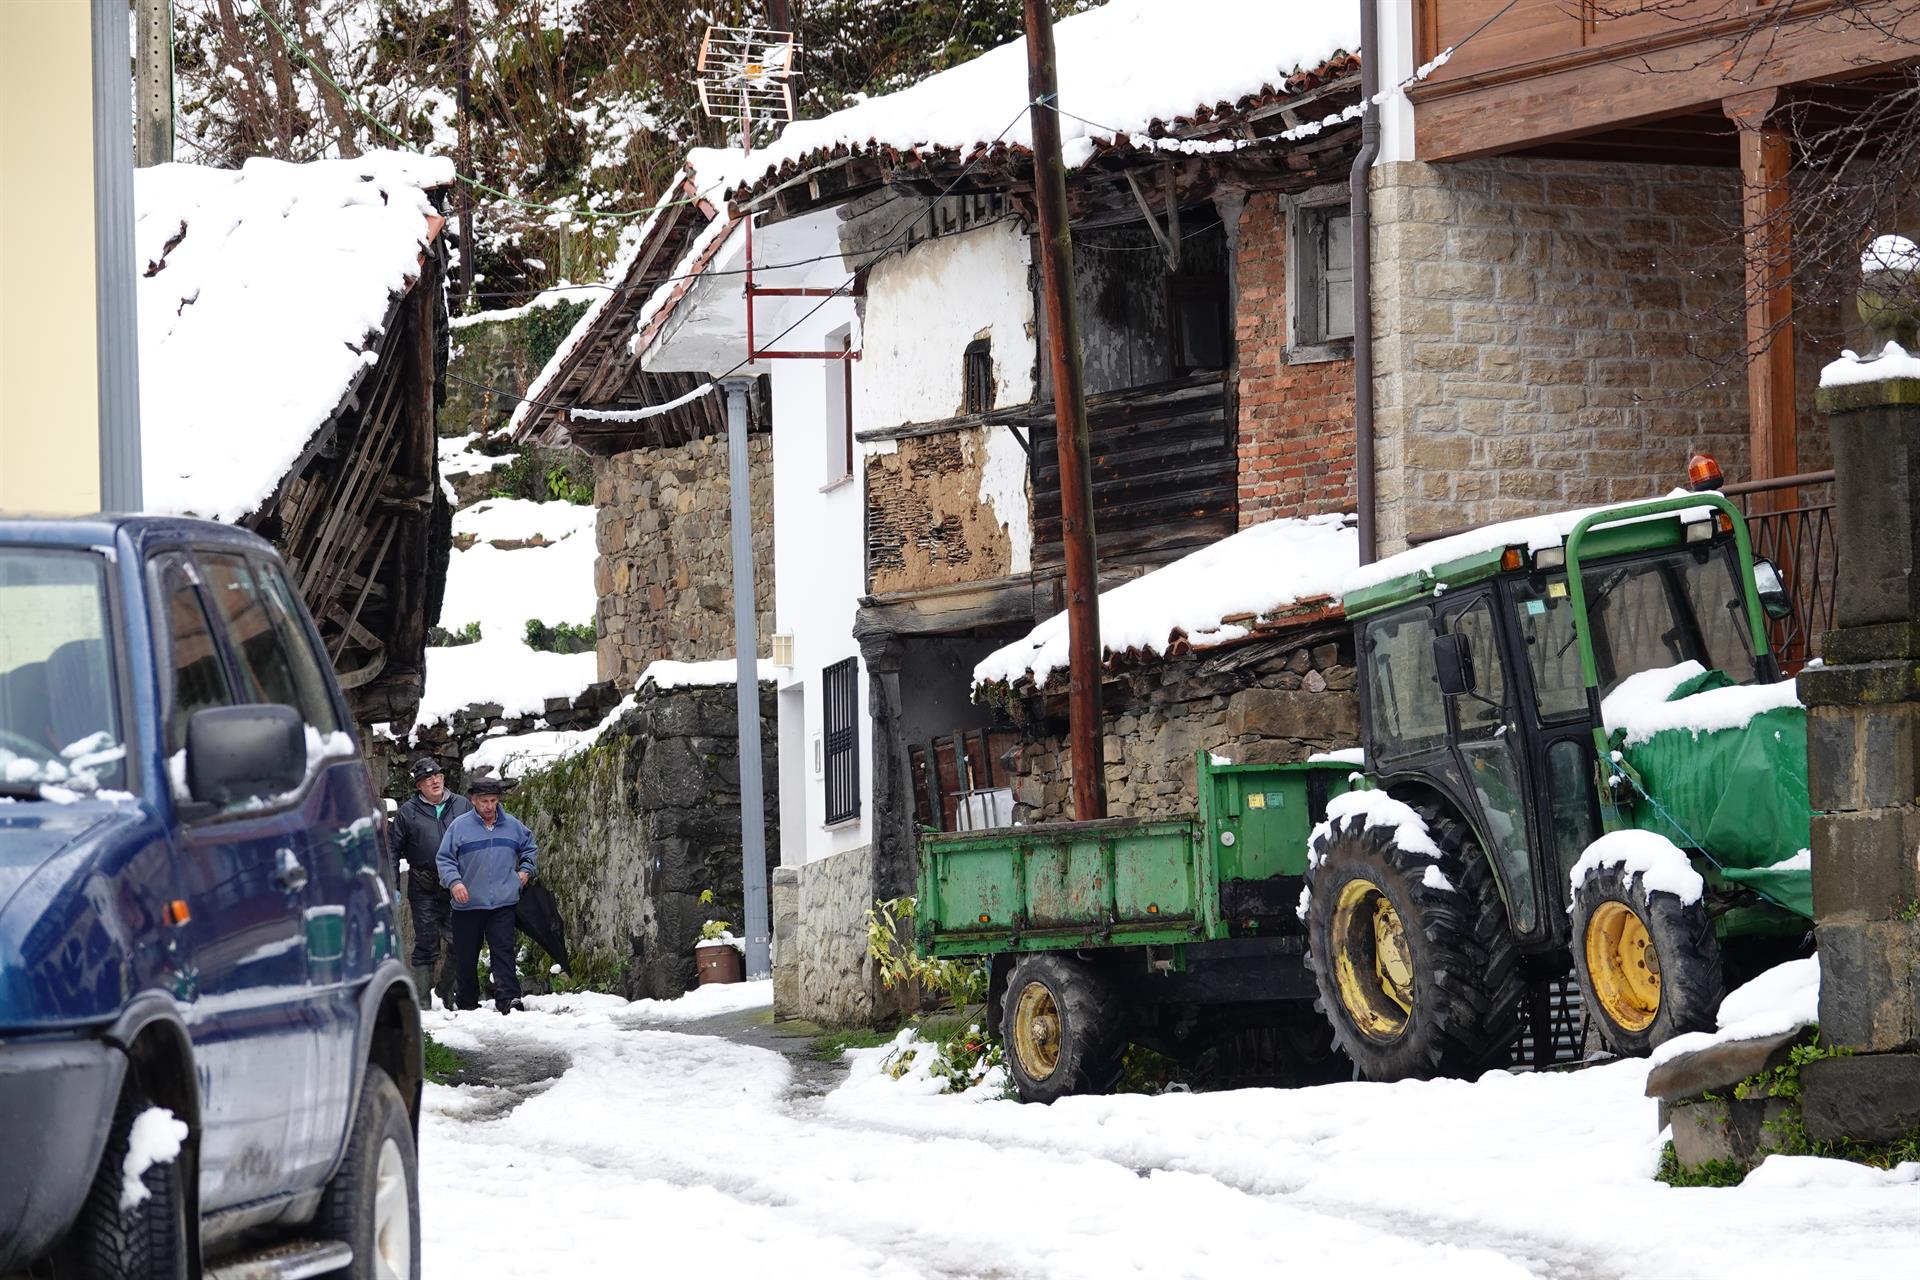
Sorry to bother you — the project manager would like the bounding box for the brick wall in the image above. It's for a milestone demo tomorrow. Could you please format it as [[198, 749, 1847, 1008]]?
[[593, 432, 774, 686], [864, 426, 1015, 595], [1369, 158, 1783, 551], [1235, 192, 1357, 527]]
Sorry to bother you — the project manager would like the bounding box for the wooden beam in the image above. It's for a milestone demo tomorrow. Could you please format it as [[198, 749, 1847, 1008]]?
[[1414, 3, 1920, 161], [1725, 87, 1797, 508]]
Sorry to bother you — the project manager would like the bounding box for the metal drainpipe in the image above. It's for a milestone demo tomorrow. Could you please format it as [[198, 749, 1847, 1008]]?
[[1350, 0, 1381, 565]]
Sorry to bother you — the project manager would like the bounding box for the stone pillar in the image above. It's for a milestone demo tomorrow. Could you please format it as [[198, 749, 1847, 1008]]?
[[1800, 347, 1920, 1142]]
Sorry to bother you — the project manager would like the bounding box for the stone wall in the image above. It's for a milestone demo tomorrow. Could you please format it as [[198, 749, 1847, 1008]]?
[[1235, 192, 1357, 526], [504, 677, 778, 1000], [771, 843, 917, 1028], [594, 431, 774, 687], [1009, 629, 1358, 823], [1369, 158, 1767, 552], [443, 301, 591, 438], [394, 680, 625, 793]]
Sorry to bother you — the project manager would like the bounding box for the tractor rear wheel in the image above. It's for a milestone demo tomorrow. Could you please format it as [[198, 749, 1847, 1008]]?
[[1304, 805, 1524, 1082], [1571, 862, 1723, 1056], [999, 953, 1126, 1103]]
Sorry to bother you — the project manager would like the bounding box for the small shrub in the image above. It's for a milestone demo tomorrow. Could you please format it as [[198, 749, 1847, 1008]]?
[[1656, 1141, 1748, 1188], [524, 618, 596, 653], [865, 896, 988, 1006], [428, 620, 483, 648], [423, 1033, 463, 1085]]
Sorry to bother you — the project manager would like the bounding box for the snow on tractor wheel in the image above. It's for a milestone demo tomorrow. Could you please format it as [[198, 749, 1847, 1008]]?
[[1303, 795, 1524, 1082], [1569, 834, 1724, 1057], [999, 953, 1126, 1103]]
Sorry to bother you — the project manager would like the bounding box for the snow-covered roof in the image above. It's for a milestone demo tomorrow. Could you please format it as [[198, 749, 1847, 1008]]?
[[710, 1, 1361, 200], [975, 514, 1356, 692], [135, 151, 452, 522]]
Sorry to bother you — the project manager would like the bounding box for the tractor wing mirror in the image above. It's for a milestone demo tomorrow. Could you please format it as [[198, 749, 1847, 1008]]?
[[1432, 632, 1475, 698], [1753, 558, 1793, 621]]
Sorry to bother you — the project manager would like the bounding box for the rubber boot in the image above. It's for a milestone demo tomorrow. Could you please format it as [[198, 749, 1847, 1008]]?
[[433, 955, 458, 1011], [411, 965, 435, 1010]]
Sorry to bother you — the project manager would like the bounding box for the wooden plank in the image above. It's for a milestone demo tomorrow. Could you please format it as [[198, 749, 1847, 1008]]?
[[1414, 1, 1920, 161], [1726, 88, 1798, 510]]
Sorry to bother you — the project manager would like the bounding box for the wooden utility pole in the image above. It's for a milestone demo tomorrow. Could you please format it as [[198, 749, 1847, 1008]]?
[[1725, 88, 1797, 512], [455, 0, 475, 311], [134, 0, 173, 167], [1023, 0, 1106, 820]]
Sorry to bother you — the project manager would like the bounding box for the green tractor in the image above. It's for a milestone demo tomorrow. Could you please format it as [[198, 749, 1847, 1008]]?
[[1302, 490, 1815, 1081]]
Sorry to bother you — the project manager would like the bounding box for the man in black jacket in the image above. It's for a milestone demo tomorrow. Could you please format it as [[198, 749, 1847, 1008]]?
[[390, 756, 473, 1009]]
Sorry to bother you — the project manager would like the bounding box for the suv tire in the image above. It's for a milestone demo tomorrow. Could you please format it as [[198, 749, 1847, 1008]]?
[[59, 1086, 189, 1280], [315, 1067, 419, 1280], [1000, 953, 1126, 1103], [1304, 804, 1524, 1081], [1571, 861, 1724, 1056]]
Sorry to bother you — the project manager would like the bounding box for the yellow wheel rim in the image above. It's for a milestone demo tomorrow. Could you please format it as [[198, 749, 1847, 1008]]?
[[1010, 979, 1063, 1080], [1330, 878, 1415, 1041], [1585, 900, 1661, 1032]]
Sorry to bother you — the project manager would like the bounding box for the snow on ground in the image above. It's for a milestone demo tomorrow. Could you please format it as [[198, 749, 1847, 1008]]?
[[975, 514, 1356, 689], [419, 966, 1919, 1280], [134, 151, 452, 522], [639, 658, 776, 689], [438, 433, 515, 480], [416, 497, 601, 727]]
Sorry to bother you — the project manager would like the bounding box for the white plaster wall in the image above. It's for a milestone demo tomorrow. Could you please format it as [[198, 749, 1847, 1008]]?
[[857, 219, 1036, 431], [769, 288, 871, 866], [1376, 0, 1418, 165]]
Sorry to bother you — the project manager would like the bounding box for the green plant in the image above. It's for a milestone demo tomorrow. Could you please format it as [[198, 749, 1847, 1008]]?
[[525, 298, 592, 371], [524, 618, 596, 654], [423, 1033, 463, 1086], [428, 620, 482, 648], [865, 896, 988, 1006], [545, 464, 594, 505], [1656, 1141, 1749, 1188]]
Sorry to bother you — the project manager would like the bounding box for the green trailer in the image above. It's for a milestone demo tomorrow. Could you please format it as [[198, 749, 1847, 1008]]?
[[918, 753, 1361, 1101]]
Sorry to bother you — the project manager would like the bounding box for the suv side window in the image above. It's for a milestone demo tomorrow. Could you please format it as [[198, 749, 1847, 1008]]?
[[1364, 608, 1446, 760], [201, 552, 340, 735], [153, 553, 235, 755]]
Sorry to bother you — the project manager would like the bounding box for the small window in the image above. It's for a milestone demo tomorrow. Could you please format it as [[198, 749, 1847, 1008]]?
[[201, 553, 339, 734], [824, 327, 853, 484], [823, 657, 860, 825], [1295, 202, 1354, 347], [962, 338, 994, 414], [153, 554, 235, 755]]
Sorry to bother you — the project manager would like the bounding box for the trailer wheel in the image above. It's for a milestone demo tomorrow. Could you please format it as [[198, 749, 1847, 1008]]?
[[1304, 805, 1524, 1082], [999, 953, 1126, 1103], [1571, 862, 1723, 1057]]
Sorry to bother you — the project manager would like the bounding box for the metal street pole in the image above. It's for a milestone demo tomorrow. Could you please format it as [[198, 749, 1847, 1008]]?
[[723, 378, 771, 979], [94, 0, 143, 510], [1023, 0, 1106, 819]]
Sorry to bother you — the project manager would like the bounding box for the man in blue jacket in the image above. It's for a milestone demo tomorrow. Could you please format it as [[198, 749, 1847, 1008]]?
[[436, 775, 538, 1013]]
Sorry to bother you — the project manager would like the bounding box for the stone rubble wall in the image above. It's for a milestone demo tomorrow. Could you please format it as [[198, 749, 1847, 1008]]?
[[594, 432, 774, 688], [772, 843, 917, 1028], [391, 680, 627, 792], [1368, 157, 1769, 553], [1009, 630, 1359, 824]]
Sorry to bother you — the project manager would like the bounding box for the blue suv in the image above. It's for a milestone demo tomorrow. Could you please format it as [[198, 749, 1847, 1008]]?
[[0, 516, 421, 1280]]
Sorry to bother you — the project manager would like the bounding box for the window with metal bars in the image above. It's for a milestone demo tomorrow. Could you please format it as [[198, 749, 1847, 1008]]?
[[822, 657, 860, 825]]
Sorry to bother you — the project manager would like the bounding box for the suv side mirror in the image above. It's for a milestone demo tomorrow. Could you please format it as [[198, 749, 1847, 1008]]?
[[187, 704, 306, 805], [1753, 558, 1793, 621], [1432, 632, 1475, 698]]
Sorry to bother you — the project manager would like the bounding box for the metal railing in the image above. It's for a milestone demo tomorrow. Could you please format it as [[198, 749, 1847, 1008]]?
[[1724, 470, 1836, 669]]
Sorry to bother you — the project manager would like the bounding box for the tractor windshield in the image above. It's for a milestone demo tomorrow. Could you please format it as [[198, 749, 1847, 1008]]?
[[1512, 544, 1756, 718]]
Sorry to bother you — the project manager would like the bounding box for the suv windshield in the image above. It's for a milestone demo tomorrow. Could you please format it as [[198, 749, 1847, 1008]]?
[[1512, 544, 1756, 718], [0, 547, 126, 796]]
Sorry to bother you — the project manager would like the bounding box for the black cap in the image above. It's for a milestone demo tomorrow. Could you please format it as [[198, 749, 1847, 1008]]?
[[466, 775, 508, 795], [408, 757, 443, 782]]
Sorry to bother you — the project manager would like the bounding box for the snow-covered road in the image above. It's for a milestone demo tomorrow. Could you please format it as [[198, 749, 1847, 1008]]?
[[419, 985, 1920, 1279]]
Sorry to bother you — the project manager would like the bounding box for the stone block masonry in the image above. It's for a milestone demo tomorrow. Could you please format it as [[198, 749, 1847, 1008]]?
[[1234, 192, 1356, 527], [1009, 630, 1358, 824], [1368, 158, 1771, 552], [594, 431, 774, 688]]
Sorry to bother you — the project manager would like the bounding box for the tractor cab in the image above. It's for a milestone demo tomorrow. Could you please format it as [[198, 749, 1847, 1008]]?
[[1340, 488, 1791, 956]]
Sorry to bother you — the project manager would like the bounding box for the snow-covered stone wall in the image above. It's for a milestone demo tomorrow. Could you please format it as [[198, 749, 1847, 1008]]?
[[1368, 157, 1763, 551], [594, 431, 774, 688], [509, 677, 779, 1000], [1009, 629, 1358, 823]]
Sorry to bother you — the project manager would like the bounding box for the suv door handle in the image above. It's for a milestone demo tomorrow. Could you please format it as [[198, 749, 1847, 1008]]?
[[275, 847, 308, 892]]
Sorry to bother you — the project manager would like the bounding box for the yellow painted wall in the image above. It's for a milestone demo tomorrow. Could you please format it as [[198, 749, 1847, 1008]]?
[[0, 0, 102, 515]]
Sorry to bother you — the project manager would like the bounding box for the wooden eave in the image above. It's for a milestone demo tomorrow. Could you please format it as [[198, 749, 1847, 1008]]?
[[509, 176, 731, 454], [1410, 0, 1920, 162]]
